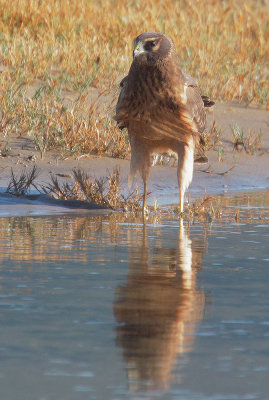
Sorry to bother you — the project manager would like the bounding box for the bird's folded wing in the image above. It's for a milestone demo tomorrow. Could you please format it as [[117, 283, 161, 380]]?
[[114, 76, 130, 128], [114, 72, 207, 137], [185, 85, 206, 134]]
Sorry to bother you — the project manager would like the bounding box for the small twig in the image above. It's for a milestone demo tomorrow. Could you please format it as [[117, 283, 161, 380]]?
[[199, 165, 235, 176], [200, 164, 213, 174], [259, 148, 269, 156], [216, 165, 235, 176]]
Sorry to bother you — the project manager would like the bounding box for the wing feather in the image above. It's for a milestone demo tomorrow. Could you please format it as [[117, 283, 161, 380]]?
[[115, 68, 213, 140], [182, 71, 214, 133], [114, 75, 129, 129], [185, 85, 206, 134]]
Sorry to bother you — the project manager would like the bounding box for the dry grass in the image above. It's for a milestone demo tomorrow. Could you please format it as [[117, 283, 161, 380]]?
[[0, 0, 268, 160], [0, 0, 268, 103], [43, 167, 142, 212], [5, 166, 142, 212], [200, 120, 223, 151], [231, 123, 263, 154], [0, 80, 130, 158], [6, 165, 39, 196]]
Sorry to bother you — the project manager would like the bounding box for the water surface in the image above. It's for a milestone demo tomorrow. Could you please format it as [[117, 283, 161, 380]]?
[[0, 192, 269, 399]]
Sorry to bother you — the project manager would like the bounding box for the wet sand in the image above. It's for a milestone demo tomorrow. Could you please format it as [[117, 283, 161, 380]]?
[[0, 102, 268, 215]]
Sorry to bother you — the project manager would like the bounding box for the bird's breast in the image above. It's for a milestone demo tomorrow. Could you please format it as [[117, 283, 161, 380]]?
[[127, 61, 185, 116]]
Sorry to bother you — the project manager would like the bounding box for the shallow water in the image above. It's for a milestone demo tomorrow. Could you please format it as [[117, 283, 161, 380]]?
[[1, 192, 269, 400]]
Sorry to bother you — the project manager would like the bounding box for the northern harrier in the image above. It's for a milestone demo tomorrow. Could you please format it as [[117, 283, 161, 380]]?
[[114, 32, 214, 213]]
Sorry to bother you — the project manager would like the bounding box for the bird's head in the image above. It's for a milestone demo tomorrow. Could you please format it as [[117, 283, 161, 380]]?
[[133, 32, 174, 62]]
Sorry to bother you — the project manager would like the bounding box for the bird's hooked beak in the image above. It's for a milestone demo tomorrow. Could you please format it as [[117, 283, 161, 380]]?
[[133, 41, 145, 58]]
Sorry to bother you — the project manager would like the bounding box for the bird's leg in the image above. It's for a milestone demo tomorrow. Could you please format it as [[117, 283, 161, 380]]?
[[142, 179, 148, 213], [179, 189, 184, 214], [177, 138, 194, 214], [129, 135, 151, 214]]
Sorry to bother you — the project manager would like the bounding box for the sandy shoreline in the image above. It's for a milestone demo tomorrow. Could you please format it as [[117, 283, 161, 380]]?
[[0, 102, 268, 216]]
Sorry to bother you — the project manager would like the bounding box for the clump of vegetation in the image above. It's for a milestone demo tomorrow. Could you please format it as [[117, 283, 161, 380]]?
[[166, 194, 223, 222], [6, 165, 39, 196], [243, 130, 263, 155], [199, 120, 225, 162], [200, 120, 223, 151], [231, 124, 245, 151], [0, 80, 130, 159], [231, 124, 262, 154], [0, 141, 11, 157], [5, 166, 142, 212], [43, 167, 142, 212]]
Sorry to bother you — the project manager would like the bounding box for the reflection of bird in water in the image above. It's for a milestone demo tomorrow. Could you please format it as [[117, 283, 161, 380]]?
[[113, 221, 206, 392], [114, 32, 214, 213]]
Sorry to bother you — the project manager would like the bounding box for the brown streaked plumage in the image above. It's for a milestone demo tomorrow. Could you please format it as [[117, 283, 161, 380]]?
[[114, 32, 214, 213]]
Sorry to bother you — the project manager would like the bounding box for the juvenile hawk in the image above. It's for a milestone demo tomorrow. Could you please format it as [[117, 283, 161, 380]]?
[[114, 32, 214, 213]]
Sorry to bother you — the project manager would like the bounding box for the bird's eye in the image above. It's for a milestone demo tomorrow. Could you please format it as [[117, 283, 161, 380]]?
[[144, 40, 158, 51]]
